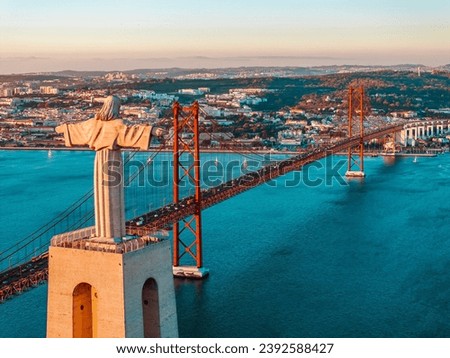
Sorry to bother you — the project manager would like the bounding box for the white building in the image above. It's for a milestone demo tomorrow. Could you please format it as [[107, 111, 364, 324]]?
[[40, 86, 59, 95], [0, 88, 13, 97]]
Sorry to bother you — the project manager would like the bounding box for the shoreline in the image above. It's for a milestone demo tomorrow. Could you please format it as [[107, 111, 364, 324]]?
[[0, 146, 299, 155], [1, 146, 446, 157]]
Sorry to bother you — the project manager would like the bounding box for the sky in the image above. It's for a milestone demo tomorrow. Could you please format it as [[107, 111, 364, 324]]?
[[0, 0, 449, 74]]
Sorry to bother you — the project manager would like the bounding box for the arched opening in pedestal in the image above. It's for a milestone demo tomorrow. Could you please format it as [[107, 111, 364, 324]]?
[[73, 282, 97, 338], [142, 278, 160, 338]]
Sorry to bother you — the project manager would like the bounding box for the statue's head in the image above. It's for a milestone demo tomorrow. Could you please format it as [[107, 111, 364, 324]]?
[[95, 95, 121, 121]]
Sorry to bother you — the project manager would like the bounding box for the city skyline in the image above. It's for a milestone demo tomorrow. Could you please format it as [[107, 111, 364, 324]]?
[[0, 0, 449, 74]]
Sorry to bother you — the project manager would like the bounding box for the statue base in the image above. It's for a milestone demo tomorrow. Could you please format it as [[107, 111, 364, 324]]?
[[47, 238, 178, 338]]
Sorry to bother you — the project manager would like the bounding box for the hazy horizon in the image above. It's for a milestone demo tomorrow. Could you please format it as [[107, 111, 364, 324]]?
[[1, 0, 449, 75], [1, 56, 449, 76]]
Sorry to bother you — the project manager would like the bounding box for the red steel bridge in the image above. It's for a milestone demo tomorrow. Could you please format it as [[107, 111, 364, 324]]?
[[0, 87, 409, 301]]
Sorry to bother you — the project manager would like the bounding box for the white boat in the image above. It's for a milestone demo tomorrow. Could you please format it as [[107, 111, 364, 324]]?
[[215, 157, 219, 166], [413, 156, 417, 163], [47, 149, 53, 158]]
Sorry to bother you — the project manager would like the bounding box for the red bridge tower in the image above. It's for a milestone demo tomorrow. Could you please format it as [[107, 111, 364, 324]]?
[[346, 86, 366, 178], [172, 101, 209, 278]]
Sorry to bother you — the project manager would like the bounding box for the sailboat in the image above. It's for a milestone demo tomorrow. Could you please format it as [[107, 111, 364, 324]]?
[[413, 156, 417, 163], [215, 157, 219, 166], [47, 149, 53, 158]]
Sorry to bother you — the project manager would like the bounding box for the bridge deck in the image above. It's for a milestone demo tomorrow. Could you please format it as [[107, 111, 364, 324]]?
[[127, 123, 404, 235]]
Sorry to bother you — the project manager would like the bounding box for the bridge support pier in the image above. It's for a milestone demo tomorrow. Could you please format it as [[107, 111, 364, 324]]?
[[345, 170, 365, 178], [47, 238, 178, 338], [173, 265, 210, 279]]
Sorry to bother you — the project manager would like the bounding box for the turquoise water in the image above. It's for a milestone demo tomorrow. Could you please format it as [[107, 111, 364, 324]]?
[[0, 150, 450, 337]]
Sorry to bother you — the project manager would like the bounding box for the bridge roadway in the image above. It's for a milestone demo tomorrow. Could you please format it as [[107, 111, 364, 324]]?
[[127, 123, 404, 235], [0, 123, 404, 302], [0, 253, 49, 302]]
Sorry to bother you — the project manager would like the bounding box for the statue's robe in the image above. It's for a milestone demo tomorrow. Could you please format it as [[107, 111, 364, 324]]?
[[58, 118, 152, 241]]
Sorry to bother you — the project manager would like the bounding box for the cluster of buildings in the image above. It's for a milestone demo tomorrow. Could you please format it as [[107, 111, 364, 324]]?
[[0, 84, 59, 97], [198, 88, 269, 118], [0, 77, 180, 147], [0, 72, 449, 151]]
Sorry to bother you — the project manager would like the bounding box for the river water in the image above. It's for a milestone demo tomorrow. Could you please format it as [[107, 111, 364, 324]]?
[[0, 150, 449, 337]]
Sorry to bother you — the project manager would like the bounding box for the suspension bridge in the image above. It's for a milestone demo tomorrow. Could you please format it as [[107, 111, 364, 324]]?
[[0, 87, 420, 301]]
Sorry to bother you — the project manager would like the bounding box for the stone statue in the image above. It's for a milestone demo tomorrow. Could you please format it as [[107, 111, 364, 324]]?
[[56, 95, 163, 243]]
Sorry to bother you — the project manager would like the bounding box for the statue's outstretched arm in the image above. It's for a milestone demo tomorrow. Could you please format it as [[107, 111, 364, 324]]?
[[55, 125, 64, 134], [55, 120, 93, 147]]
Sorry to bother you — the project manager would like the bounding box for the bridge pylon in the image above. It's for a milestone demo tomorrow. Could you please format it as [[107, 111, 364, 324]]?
[[346, 86, 366, 178], [172, 101, 209, 279]]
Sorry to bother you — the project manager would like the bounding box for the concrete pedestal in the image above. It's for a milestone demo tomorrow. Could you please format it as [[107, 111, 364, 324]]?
[[47, 239, 178, 338], [345, 170, 366, 178], [173, 265, 209, 279]]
